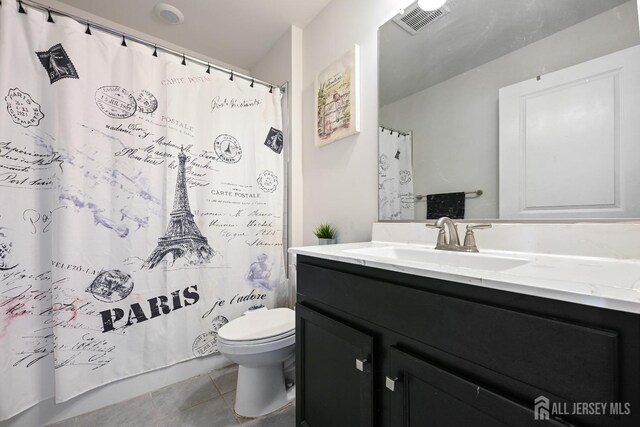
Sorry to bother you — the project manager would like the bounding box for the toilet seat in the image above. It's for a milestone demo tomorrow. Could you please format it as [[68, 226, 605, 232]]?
[[218, 329, 295, 346], [218, 308, 294, 343], [217, 332, 295, 355]]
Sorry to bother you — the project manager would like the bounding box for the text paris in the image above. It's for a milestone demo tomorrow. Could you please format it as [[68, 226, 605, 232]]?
[[100, 285, 199, 332]]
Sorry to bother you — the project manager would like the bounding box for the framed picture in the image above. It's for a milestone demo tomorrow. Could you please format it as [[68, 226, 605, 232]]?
[[314, 45, 360, 146]]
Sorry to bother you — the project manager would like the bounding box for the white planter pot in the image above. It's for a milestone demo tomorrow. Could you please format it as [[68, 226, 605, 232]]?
[[318, 238, 337, 245]]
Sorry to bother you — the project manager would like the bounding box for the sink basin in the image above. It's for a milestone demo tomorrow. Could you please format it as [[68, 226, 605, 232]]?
[[344, 246, 530, 271]]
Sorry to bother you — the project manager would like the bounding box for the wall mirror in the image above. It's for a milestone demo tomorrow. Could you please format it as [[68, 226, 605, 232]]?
[[378, 0, 640, 221]]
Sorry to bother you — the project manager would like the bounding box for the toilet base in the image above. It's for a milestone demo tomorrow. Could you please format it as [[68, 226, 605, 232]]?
[[234, 362, 294, 418]]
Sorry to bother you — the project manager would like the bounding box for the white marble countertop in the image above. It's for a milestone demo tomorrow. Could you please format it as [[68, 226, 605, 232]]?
[[290, 241, 640, 314]]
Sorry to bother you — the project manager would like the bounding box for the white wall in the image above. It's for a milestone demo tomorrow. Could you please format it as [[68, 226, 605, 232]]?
[[301, 0, 405, 245], [380, 1, 639, 219], [251, 28, 294, 87]]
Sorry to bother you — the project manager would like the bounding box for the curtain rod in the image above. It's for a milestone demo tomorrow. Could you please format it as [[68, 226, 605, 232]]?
[[379, 125, 410, 137], [17, 0, 284, 92]]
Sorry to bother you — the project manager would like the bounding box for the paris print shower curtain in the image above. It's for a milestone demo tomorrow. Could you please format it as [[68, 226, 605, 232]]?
[[0, 1, 285, 419], [378, 127, 414, 220]]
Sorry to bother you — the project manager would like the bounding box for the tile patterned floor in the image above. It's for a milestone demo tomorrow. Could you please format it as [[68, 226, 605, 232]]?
[[46, 365, 295, 427]]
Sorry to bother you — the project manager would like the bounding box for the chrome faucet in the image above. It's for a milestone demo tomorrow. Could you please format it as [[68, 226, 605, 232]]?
[[426, 217, 491, 252]]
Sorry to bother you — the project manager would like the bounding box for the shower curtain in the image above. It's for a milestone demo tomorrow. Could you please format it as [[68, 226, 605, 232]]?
[[0, 1, 285, 420], [378, 127, 414, 220]]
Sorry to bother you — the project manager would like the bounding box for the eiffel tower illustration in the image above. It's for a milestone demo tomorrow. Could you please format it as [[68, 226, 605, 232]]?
[[143, 148, 214, 269]]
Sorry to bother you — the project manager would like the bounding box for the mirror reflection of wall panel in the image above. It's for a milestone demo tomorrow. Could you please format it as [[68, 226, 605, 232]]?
[[499, 45, 640, 218]]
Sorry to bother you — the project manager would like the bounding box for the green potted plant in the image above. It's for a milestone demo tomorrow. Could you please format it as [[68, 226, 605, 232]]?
[[313, 223, 337, 245]]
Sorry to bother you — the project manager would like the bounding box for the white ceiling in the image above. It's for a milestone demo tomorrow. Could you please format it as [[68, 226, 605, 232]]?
[[379, 0, 630, 107], [54, 0, 332, 71]]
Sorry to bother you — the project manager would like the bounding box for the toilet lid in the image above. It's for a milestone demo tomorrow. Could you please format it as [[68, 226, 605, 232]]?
[[218, 308, 295, 341]]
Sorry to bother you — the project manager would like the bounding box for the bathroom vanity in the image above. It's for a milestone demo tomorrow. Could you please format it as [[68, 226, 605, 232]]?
[[291, 223, 640, 427]]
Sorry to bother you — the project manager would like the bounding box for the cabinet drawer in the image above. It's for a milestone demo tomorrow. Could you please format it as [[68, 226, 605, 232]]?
[[297, 260, 619, 405], [386, 346, 572, 427]]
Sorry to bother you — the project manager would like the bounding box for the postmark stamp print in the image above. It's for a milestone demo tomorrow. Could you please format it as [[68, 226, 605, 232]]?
[[256, 170, 278, 193], [379, 154, 390, 172], [399, 170, 412, 185], [134, 90, 158, 114], [35, 43, 79, 84], [5, 88, 44, 127], [87, 269, 134, 303], [95, 86, 137, 119], [263, 127, 283, 154], [0, 226, 17, 271], [213, 134, 242, 164], [211, 315, 229, 333], [192, 331, 219, 357]]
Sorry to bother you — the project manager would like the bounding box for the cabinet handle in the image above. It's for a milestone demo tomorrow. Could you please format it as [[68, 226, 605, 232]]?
[[385, 376, 399, 392], [355, 358, 368, 371]]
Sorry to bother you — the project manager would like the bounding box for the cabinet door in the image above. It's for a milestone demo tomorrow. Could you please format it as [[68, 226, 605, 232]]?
[[385, 346, 572, 427], [296, 304, 374, 427]]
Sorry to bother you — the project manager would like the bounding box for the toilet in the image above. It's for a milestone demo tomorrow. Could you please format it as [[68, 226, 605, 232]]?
[[217, 307, 296, 418]]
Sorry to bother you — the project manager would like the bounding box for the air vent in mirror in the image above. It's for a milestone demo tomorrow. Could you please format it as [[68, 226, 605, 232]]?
[[393, 3, 450, 35]]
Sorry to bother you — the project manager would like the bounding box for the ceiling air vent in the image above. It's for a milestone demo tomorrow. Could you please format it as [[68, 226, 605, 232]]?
[[393, 3, 450, 35]]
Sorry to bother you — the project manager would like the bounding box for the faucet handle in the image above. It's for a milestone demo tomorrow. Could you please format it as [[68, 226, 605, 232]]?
[[466, 224, 492, 231], [425, 222, 446, 247], [463, 224, 491, 251]]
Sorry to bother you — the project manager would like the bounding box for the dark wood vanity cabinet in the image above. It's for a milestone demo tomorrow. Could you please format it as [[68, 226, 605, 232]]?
[[295, 255, 640, 427], [296, 304, 374, 427]]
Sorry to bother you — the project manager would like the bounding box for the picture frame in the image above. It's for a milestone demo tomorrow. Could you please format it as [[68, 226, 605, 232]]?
[[314, 44, 361, 147]]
